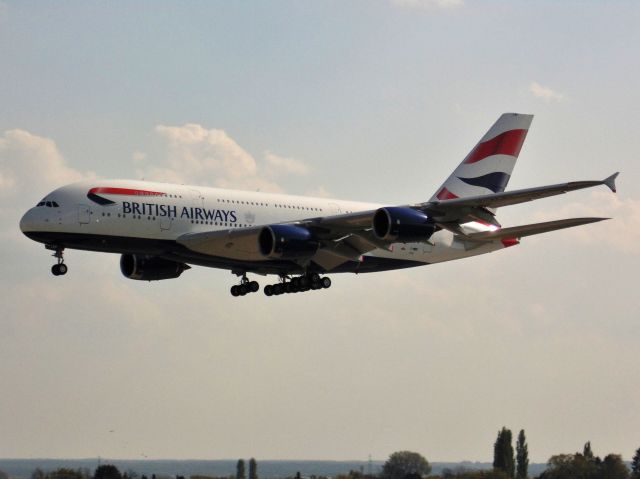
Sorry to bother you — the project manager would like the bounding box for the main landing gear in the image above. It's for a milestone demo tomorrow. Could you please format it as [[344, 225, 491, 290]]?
[[47, 245, 68, 276], [263, 273, 331, 297], [230, 273, 260, 297]]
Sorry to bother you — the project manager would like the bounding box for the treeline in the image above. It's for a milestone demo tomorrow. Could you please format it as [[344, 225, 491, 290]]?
[[374, 428, 640, 479], [1, 441, 640, 479]]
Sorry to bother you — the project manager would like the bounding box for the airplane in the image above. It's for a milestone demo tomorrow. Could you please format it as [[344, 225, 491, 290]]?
[[19, 113, 618, 297]]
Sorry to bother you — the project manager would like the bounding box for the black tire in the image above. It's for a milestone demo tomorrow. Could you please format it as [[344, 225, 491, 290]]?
[[51, 264, 60, 276], [292, 277, 301, 288], [310, 273, 321, 283], [264, 285, 273, 296], [239, 284, 248, 295], [274, 284, 284, 295], [250, 281, 259, 292], [299, 276, 310, 288], [58, 263, 68, 275], [230, 285, 240, 297], [321, 277, 332, 289], [311, 281, 321, 290]]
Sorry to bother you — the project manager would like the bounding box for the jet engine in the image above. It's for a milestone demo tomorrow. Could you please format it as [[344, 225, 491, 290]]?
[[258, 224, 319, 259], [120, 254, 190, 281], [373, 206, 437, 242]]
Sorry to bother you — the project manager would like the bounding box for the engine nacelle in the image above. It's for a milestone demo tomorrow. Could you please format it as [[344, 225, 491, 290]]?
[[258, 224, 319, 259], [373, 207, 436, 242], [120, 254, 189, 281]]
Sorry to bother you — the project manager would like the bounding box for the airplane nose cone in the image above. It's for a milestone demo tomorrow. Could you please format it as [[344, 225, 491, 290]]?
[[19, 208, 36, 234]]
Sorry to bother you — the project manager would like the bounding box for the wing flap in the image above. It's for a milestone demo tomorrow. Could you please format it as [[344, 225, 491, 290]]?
[[463, 217, 609, 242]]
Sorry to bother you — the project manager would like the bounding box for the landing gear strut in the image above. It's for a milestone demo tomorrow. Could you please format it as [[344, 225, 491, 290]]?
[[48, 245, 68, 276], [263, 273, 331, 296], [230, 273, 259, 297]]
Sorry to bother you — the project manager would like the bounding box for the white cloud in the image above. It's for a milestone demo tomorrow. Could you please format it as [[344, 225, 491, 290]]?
[[264, 151, 310, 177], [532, 190, 640, 255], [136, 123, 311, 193], [392, 0, 463, 9], [0, 129, 88, 200], [529, 81, 565, 102]]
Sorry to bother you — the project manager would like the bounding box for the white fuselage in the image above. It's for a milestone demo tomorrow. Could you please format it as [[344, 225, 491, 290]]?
[[20, 179, 506, 275]]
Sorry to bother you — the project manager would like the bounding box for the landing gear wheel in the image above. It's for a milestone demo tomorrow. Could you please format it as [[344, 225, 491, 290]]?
[[249, 281, 259, 293], [274, 283, 284, 295], [239, 284, 248, 296], [321, 277, 332, 289], [264, 285, 273, 296], [49, 246, 67, 276], [230, 285, 240, 297], [311, 281, 321, 290]]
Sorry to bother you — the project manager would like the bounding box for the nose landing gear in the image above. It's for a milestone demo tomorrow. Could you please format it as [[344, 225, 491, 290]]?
[[48, 245, 68, 276]]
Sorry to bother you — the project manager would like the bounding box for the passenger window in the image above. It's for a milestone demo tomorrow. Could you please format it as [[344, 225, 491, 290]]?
[[52, 201, 59, 207], [37, 202, 45, 207], [46, 201, 52, 207]]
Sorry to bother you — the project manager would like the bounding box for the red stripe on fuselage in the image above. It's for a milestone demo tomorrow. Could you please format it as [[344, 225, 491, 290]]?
[[464, 129, 528, 164], [88, 187, 166, 197]]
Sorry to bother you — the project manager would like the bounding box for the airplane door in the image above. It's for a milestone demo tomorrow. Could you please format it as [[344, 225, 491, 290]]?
[[77, 204, 91, 224], [328, 202, 341, 215]]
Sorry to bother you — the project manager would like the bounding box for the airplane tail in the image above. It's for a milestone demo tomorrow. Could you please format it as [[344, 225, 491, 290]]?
[[430, 113, 534, 201]]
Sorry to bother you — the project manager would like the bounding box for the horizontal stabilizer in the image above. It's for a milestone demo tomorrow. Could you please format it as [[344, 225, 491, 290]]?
[[463, 217, 609, 242]]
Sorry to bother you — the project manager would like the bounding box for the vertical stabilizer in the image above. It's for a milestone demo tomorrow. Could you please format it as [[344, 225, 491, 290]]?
[[430, 113, 534, 201]]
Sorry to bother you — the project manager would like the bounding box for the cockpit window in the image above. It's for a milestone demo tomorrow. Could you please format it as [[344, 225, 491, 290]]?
[[36, 200, 60, 207]]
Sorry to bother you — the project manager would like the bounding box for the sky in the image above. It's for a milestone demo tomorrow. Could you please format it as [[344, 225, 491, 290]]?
[[1, 0, 639, 465]]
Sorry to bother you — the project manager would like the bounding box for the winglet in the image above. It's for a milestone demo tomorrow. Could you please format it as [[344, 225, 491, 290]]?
[[603, 172, 619, 193]]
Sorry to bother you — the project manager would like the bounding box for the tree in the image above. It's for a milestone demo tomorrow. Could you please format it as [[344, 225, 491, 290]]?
[[236, 460, 246, 479], [249, 458, 258, 479], [94, 465, 123, 479], [601, 454, 630, 479], [48, 469, 85, 479], [493, 427, 515, 478], [631, 448, 640, 479], [381, 451, 431, 479], [515, 429, 529, 479], [583, 442, 595, 462]]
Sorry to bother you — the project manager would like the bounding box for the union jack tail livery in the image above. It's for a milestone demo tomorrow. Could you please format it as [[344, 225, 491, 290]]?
[[430, 113, 533, 201]]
